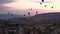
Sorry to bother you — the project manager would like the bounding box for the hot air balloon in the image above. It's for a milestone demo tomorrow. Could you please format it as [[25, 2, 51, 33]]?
[[24, 14, 26, 16], [51, 6, 53, 8], [42, 0, 44, 2], [39, 0, 53, 5], [11, 14, 13, 16], [28, 12, 30, 15], [44, 5, 47, 7], [36, 11, 38, 14], [8, 12, 13, 16], [40, 0, 44, 5], [8, 12, 10, 14], [40, 2, 42, 5], [30, 8, 32, 10]]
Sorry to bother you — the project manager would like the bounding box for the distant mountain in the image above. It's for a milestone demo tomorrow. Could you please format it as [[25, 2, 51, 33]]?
[[30, 12, 60, 22], [1, 12, 60, 21], [0, 14, 24, 20], [9, 12, 60, 22]]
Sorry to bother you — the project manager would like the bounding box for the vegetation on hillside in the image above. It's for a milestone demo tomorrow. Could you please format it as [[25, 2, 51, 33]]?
[[0, 17, 60, 34]]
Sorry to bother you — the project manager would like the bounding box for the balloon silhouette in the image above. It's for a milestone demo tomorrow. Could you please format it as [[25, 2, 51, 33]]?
[[44, 5, 47, 7], [8, 12, 13, 16], [36, 11, 38, 14], [51, 6, 53, 8], [28, 12, 30, 15], [11, 14, 13, 16], [24, 14, 26, 16], [42, 0, 44, 2], [30, 9, 32, 10], [40, 2, 42, 5]]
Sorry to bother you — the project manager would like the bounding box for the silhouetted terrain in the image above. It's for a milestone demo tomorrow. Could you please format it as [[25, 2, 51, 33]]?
[[0, 14, 24, 20], [30, 12, 60, 21], [0, 12, 60, 34]]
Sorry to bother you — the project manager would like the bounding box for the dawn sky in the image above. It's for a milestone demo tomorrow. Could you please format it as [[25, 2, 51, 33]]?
[[0, 0, 60, 16]]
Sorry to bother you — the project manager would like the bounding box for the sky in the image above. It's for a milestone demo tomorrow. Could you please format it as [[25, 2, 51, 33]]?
[[0, 0, 60, 16]]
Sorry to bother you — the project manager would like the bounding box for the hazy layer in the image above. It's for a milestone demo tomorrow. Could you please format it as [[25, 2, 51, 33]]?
[[0, 0, 60, 16]]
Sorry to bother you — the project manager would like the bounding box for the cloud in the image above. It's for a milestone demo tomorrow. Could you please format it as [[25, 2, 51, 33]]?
[[0, 0, 15, 4], [0, 5, 60, 16], [0, 6, 12, 14], [0, 5, 28, 15], [0, 0, 16, 14]]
